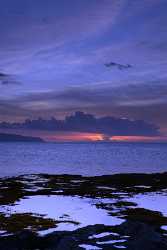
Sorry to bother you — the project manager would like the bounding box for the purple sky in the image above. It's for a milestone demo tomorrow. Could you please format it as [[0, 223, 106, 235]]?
[[0, 0, 167, 140]]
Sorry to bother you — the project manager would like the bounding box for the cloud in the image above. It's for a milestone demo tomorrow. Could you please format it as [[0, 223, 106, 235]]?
[[0, 111, 160, 137], [0, 0, 166, 92], [0, 78, 167, 127], [8, 78, 166, 105], [104, 62, 132, 70], [0, 72, 20, 85]]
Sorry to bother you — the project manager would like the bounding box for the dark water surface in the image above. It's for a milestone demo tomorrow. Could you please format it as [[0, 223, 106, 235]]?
[[0, 142, 167, 177]]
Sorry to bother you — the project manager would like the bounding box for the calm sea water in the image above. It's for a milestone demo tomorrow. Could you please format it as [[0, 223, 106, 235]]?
[[0, 142, 167, 177]]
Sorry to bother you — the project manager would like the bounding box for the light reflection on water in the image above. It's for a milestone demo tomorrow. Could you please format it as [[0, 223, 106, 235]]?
[[127, 192, 167, 217], [1, 190, 167, 235], [1, 195, 124, 232]]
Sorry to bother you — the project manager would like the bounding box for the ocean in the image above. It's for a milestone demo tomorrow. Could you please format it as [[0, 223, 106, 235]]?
[[0, 142, 167, 177]]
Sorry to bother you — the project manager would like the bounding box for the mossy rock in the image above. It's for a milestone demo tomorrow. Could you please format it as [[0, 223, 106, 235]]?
[[0, 213, 56, 233]]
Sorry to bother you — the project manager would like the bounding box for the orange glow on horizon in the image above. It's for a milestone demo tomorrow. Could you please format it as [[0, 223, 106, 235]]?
[[110, 136, 167, 142], [1, 128, 166, 142], [45, 133, 167, 142], [46, 132, 104, 142]]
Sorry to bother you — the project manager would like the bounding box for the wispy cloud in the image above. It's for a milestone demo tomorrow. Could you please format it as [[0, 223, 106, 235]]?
[[0, 0, 167, 136], [0, 78, 167, 127], [104, 62, 132, 70], [0, 72, 21, 85]]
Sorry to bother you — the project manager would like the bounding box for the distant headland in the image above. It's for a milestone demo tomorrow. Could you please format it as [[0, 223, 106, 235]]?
[[0, 133, 44, 142]]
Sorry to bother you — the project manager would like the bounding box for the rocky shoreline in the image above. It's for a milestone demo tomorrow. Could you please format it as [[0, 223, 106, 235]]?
[[0, 172, 167, 249]]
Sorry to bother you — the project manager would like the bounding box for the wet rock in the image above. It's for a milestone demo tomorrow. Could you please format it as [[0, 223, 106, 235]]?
[[1, 172, 167, 249], [116, 220, 167, 250], [122, 208, 167, 226], [0, 221, 167, 250]]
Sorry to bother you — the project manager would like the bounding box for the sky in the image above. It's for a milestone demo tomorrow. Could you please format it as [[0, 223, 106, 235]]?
[[0, 0, 167, 142]]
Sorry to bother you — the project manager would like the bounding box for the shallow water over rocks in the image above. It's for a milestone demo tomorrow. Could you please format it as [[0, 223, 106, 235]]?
[[0, 172, 167, 249], [1, 195, 124, 232]]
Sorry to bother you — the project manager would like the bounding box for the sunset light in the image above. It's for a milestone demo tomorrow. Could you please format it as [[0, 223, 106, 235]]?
[[0, 1, 167, 249], [110, 136, 167, 143], [45, 132, 104, 142]]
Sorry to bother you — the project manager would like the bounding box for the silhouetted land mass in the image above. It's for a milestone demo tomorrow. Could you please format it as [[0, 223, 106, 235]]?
[[0, 133, 44, 142]]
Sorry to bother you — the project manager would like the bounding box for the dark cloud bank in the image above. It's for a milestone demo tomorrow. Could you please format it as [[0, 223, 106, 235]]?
[[0, 111, 160, 137]]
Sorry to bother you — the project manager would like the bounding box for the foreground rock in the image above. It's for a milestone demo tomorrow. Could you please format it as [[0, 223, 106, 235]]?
[[0, 172, 167, 249], [0, 221, 167, 250]]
